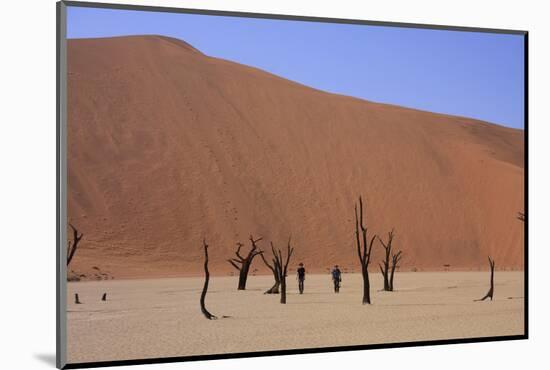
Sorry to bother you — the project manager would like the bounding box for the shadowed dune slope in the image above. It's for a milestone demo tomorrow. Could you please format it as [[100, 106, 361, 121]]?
[[67, 35, 524, 279]]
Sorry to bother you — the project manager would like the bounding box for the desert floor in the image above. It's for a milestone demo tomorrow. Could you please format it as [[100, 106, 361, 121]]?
[[67, 271, 524, 364]]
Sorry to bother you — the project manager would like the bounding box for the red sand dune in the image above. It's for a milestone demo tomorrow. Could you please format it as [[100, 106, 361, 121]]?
[[67, 35, 524, 279]]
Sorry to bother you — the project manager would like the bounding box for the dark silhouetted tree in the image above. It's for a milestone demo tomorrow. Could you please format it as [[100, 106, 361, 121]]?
[[475, 256, 495, 302], [378, 229, 402, 291], [378, 229, 392, 291], [67, 223, 83, 266], [227, 236, 263, 290], [272, 237, 294, 304], [200, 239, 217, 320], [355, 196, 377, 304]]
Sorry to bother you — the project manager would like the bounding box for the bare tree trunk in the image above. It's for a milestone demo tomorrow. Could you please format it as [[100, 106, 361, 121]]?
[[272, 238, 294, 304], [280, 272, 287, 303], [200, 239, 217, 319], [67, 224, 83, 266], [238, 263, 250, 290], [379, 265, 388, 290], [378, 229, 402, 291], [389, 265, 396, 291], [355, 196, 377, 304], [475, 256, 495, 302], [260, 251, 280, 294], [266, 276, 280, 294], [227, 236, 264, 290], [362, 266, 371, 304], [378, 233, 391, 291]]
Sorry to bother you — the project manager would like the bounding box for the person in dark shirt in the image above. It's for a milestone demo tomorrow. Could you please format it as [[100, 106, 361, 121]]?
[[331, 265, 342, 293], [297, 263, 306, 294]]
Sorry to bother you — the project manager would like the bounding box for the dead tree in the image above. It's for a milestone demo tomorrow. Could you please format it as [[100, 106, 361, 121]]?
[[200, 239, 217, 320], [378, 229, 393, 291], [67, 223, 83, 266], [355, 196, 377, 304], [475, 256, 495, 302], [272, 238, 294, 304], [260, 248, 280, 294], [227, 236, 263, 290], [377, 229, 402, 291]]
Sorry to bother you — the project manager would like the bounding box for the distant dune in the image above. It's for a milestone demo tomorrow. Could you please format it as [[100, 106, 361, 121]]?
[[67, 35, 524, 279]]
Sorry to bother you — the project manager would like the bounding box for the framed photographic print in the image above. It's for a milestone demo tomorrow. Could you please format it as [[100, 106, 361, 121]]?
[[56, 1, 528, 368]]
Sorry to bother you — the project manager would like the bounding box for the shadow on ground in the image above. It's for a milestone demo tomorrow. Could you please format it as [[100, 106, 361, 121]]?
[[34, 353, 56, 367]]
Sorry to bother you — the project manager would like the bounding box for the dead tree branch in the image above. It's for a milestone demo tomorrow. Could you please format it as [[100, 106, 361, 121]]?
[[475, 256, 495, 302], [390, 250, 402, 291], [67, 223, 83, 266], [355, 196, 377, 304], [378, 229, 402, 291], [200, 239, 217, 320], [272, 237, 294, 304], [260, 247, 280, 294]]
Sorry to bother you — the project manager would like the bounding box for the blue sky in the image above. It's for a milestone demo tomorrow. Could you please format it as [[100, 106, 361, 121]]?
[[67, 6, 525, 129]]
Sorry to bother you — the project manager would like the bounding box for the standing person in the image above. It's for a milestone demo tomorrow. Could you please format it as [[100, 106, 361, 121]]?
[[297, 263, 306, 294], [331, 265, 342, 293]]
